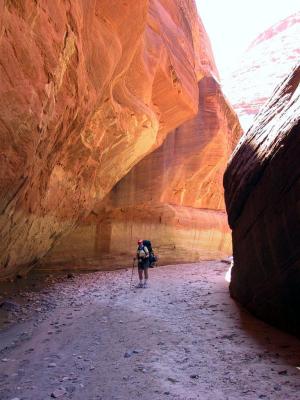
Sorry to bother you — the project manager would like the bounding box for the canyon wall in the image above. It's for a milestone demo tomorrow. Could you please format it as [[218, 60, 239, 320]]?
[[224, 65, 300, 336], [224, 12, 300, 130], [0, 0, 213, 279], [43, 76, 241, 270]]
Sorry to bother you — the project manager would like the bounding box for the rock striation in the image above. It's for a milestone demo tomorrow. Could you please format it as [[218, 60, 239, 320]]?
[[224, 12, 300, 131], [0, 0, 212, 279], [224, 64, 300, 336], [43, 76, 241, 269]]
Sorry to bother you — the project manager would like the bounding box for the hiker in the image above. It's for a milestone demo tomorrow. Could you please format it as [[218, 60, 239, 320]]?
[[135, 239, 149, 288]]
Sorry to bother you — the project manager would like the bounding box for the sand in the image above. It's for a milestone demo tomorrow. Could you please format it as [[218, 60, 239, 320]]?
[[0, 261, 299, 400]]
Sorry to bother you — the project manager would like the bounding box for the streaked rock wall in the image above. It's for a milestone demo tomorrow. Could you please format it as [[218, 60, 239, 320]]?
[[44, 76, 241, 269], [0, 0, 209, 279], [224, 65, 300, 336]]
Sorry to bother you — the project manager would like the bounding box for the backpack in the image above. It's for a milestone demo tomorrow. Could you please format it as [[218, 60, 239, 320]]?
[[143, 240, 157, 267], [142, 240, 153, 253]]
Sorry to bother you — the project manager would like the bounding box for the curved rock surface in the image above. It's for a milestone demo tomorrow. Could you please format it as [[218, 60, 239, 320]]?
[[224, 12, 300, 131], [224, 64, 300, 336], [0, 0, 211, 279], [44, 76, 241, 269]]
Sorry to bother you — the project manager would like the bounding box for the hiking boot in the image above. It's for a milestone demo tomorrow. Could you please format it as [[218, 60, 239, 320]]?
[[136, 282, 143, 288], [143, 281, 148, 289]]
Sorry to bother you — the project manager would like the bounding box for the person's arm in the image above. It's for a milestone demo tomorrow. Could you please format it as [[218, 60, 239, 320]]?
[[144, 246, 149, 258]]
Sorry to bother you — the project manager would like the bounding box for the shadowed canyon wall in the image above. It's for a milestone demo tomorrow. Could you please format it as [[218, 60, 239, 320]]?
[[224, 64, 300, 336], [43, 76, 241, 269], [224, 12, 300, 130], [0, 0, 220, 279]]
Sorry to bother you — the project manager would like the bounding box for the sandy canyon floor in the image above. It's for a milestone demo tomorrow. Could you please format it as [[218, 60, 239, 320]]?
[[0, 261, 299, 400]]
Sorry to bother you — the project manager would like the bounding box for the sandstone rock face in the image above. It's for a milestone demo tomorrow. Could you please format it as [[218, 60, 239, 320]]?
[[224, 65, 300, 336], [102, 77, 240, 212], [0, 0, 210, 279], [44, 76, 241, 269], [224, 12, 300, 130]]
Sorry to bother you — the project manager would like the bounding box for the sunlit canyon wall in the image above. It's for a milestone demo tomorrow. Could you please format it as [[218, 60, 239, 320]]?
[[0, 0, 241, 278]]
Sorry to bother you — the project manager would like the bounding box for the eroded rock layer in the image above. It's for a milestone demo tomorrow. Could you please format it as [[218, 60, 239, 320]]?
[[43, 76, 241, 268], [0, 0, 210, 279], [224, 65, 300, 336], [41, 205, 231, 270]]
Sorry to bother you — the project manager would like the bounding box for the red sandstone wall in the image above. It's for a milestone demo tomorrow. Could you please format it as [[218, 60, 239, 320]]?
[[0, 0, 212, 279], [43, 76, 241, 269]]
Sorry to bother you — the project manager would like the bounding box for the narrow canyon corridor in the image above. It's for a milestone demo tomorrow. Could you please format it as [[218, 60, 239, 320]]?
[[0, 1, 299, 400], [1, 262, 299, 400]]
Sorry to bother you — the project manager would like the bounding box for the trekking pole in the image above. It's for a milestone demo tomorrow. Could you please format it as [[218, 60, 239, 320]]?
[[130, 258, 135, 290]]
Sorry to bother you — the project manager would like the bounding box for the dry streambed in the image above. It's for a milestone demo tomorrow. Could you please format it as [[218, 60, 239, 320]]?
[[0, 262, 300, 400]]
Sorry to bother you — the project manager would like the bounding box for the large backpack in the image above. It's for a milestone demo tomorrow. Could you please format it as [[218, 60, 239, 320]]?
[[143, 240, 157, 267], [142, 240, 153, 253]]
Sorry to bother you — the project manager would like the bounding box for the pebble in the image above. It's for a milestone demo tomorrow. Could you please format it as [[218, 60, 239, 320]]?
[[278, 370, 287, 375], [0, 301, 20, 311], [51, 387, 67, 398], [26, 348, 34, 353], [124, 351, 132, 358], [167, 377, 179, 383], [48, 362, 57, 368]]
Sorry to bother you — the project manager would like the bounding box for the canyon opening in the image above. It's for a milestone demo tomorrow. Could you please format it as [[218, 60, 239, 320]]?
[[0, 1, 299, 400]]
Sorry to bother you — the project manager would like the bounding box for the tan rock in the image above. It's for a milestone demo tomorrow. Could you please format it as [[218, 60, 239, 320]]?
[[44, 76, 241, 268], [0, 0, 209, 279]]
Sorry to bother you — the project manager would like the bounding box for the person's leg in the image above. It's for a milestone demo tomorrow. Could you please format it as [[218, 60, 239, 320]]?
[[138, 268, 143, 287], [143, 267, 149, 287]]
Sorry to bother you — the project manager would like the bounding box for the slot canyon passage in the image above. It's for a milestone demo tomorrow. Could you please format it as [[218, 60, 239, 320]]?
[[0, 1, 299, 400]]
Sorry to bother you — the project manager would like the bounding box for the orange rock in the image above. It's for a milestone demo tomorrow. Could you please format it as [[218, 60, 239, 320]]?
[[0, 1, 221, 279], [42, 205, 232, 270], [44, 76, 241, 269]]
